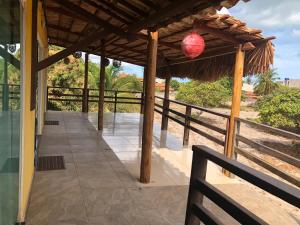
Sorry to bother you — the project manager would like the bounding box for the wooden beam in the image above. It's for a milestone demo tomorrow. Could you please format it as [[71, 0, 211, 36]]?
[[37, 29, 107, 71], [117, 0, 148, 17], [195, 21, 256, 50], [48, 24, 82, 36], [194, 22, 241, 45], [98, 41, 106, 131], [0, 46, 20, 69], [140, 30, 158, 183], [2, 45, 9, 111], [161, 75, 170, 130], [31, 0, 38, 110], [128, 0, 222, 33], [224, 44, 245, 175], [82, 53, 89, 113], [46, 6, 87, 22], [140, 66, 147, 114], [83, 0, 130, 24], [53, 0, 129, 40], [96, 0, 136, 22], [51, 0, 185, 52]]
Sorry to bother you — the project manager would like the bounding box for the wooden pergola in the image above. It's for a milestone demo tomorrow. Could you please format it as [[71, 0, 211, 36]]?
[[30, 0, 274, 183]]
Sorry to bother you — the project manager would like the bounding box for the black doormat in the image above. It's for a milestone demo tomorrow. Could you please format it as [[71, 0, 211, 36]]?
[[45, 120, 59, 125], [37, 156, 65, 171]]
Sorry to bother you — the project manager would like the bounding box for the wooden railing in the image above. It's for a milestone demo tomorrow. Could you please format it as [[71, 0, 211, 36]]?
[[47, 86, 143, 113], [155, 96, 230, 148], [234, 118, 300, 187], [47, 87, 300, 187], [185, 145, 300, 225], [0, 84, 21, 110]]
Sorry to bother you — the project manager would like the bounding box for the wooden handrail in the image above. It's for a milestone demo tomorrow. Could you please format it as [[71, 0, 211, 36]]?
[[155, 95, 230, 118], [235, 117, 300, 140], [185, 145, 300, 225]]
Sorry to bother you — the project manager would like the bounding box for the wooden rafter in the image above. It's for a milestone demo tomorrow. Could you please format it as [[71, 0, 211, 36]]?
[[128, 0, 222, 33], [83, 0, 130, 24], [95, 0, 136, 22]]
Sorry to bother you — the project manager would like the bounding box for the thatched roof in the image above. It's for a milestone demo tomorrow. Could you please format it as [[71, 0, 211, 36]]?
[[157, 14, 275, 80], [43, 0, 274, 81]]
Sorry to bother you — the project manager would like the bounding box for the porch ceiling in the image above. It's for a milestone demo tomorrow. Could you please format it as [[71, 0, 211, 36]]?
[[44, 0, 274, 80]]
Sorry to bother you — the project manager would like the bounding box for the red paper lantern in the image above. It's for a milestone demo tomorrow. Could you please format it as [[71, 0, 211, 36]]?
[[181, 32, 205, 59]]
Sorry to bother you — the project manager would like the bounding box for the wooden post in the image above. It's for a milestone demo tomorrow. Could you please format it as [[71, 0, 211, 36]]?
[[140, 30, 158, 183], [183, 106, 192, 147], [185, 150, 208, 225], [82, 53, 89, 112], [98, 41, 106, 131], [31, 0, 38, 110], [114, 90, 117, 114], [161, 75, 170, 130], [140, 66, 147, 114], [2, 45, 8, 111], [46, 86, 49, 111], [224, 44, 245, 170]]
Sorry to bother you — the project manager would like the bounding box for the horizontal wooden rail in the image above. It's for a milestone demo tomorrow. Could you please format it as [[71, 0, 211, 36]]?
[[235, 147, 300, 187], [155, 105, 225, 146], [236, 117, 300, 141], [194, 179, 267, 224], [47, 86, 143, 113], [185, 145, 300, 225], [236, 134, 300, 168], [193, 145, 300, 207], [191, 203, 223, 225], [155, 96, 230, 118]]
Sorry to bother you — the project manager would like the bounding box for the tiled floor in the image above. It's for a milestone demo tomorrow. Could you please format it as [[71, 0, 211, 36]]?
[[26, 112, 188, 225], [26, 112, 299, 225]]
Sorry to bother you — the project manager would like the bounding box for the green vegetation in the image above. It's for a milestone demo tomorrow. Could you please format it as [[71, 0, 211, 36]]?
[[257, 86, 300, 131], [254, 69, 279, 95], [176, 77, 232, 107], [47, 45, 142, 112], [170, 79, 180, 91], [0, 51, 21, 111]]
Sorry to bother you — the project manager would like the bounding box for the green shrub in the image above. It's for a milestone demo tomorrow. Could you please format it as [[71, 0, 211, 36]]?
[[176, 77, 232, 107], [257, 87, 300, 130], [170, 79, 181, 91]]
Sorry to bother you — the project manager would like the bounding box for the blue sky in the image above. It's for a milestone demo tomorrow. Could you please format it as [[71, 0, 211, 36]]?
[[88, 0, 300, 80]]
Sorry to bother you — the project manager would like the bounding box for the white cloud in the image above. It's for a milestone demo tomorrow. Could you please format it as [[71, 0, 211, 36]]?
[[228, 0, 300, 79], [230, 0, 300, 29], [217, 7, 230, 15], [292, 29, 300, 37]]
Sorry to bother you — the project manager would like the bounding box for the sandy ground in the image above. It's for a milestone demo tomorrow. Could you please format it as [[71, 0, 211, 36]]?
[[154, 93, 300, 220]]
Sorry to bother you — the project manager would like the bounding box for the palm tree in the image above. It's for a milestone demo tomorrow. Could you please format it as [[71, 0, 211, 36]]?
[[254, 69, 279, 95], [99, 65, 143, 112]]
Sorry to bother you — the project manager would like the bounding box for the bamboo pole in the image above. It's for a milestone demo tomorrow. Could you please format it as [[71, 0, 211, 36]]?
[[224, 44, 245, 176], [140, 30, 158, 183], [161, 75, 170, 130], [98, 41, 106, 131], [83, 53, 89, 112]]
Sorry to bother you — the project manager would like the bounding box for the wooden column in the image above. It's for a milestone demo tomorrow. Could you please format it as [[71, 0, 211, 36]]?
[[98, 41, 106, 131], [183, 106, 192, 146], [140, 66, 147, 114], [225, 44, 245, 163], [31, 0, 38, 110], [2, 45, 8, 111], [82, 53, 89, 112], [161, 75, 170, 130], [140, 30, 158, 183]]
